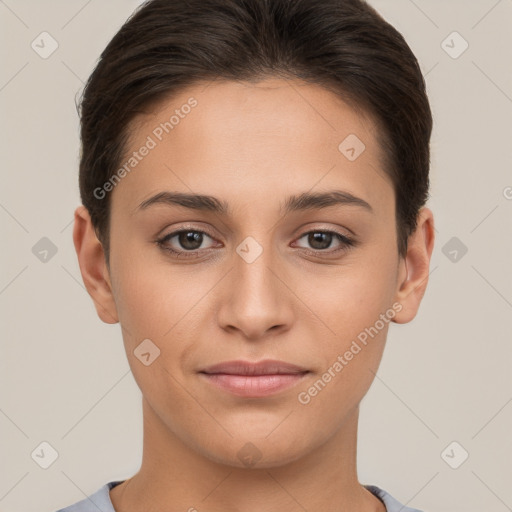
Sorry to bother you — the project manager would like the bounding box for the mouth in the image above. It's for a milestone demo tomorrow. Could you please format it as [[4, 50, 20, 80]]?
[[198, 359, 310, 397]]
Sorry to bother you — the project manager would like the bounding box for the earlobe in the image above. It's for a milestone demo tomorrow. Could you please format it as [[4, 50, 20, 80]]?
[[392, 207, 435, 324], [72, 206, 119, 324]]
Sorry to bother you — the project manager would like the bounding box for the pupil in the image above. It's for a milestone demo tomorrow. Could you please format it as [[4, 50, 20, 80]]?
[[180, 231, 202, 250], [309, 232, 332, 250]]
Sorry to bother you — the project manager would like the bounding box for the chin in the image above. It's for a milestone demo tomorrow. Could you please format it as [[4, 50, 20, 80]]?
[[200, 431, 316, 470]]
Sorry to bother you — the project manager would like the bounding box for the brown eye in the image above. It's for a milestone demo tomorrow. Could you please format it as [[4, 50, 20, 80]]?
[[307, 232, 334, 250], [157, 229, 217, 257], [294, 230, 354, 253], [175, 231, 204, 250]]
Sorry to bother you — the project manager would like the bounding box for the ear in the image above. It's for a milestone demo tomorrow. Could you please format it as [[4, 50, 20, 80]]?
[[72, 205, 119, 324], [392, 207, 435, 324]]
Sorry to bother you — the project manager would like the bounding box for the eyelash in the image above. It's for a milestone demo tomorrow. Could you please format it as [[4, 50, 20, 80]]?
[[156, 226, 356, 259]]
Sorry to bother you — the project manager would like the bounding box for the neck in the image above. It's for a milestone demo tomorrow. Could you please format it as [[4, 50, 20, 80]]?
[[110, 398, 385, 512]]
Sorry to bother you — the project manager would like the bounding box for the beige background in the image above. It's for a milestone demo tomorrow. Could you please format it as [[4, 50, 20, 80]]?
[[1, 1, 511, 511]]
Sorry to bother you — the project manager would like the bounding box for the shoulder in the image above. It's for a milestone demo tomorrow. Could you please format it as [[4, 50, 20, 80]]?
[[54, 480, 124, 512], [364, 484, 425, 512]]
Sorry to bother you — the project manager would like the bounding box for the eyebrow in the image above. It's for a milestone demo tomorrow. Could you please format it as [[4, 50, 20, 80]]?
[[136, 190, 373, 215]]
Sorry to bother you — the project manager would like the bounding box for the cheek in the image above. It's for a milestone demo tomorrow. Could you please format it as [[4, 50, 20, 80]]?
[[109, 245, 218, 353], [294, 248, 398, 392], [301, 256, 397, 340], [108, 250, 175, 353], [111, 270, 165, 338], [295, 273, 394, 416]]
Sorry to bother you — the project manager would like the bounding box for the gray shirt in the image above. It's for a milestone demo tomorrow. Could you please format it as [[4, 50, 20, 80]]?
[[55, 480, 424, 511]]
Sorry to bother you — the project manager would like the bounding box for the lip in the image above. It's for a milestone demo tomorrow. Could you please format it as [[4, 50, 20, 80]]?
[[199, 359, 310, 398], [200, 359, 308, 375]]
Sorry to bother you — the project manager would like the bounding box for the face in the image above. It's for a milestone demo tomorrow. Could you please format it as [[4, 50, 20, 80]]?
[[77, 77, 433, 469]]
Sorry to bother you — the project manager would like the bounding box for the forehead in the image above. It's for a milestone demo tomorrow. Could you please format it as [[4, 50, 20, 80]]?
[[113, 78, 393, 218]]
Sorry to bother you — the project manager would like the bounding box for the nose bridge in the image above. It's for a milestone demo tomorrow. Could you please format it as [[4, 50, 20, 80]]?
[[237, 240, 276, 299], [217, 232, 292, 339], [234, 233, 281, 310]]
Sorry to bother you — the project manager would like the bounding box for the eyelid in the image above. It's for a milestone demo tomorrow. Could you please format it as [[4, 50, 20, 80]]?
[[157, 225, 219, 248], [292, 221, 354, 238], [157, 223, 218, 241], [297, 228, 353, 242], [156, 225, 352, 243]]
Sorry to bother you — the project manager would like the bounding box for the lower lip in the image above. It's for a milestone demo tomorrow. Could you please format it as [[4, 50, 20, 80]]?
[[199, 372, 309, 397]]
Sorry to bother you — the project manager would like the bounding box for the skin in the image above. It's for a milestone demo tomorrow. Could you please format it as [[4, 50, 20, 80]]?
[[73, 77, 435, 512]]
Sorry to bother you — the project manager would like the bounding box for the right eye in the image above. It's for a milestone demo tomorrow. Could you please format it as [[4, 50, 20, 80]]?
[[156, 227, 221, 258]]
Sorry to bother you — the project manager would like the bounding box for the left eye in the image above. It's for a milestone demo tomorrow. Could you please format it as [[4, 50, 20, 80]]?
[[294, 230, 354, 252]]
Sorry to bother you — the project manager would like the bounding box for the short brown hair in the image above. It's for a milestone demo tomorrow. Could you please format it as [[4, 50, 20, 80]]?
[[78, 0, 432, 260]]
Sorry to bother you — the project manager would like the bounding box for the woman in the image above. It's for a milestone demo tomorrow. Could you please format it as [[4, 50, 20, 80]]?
[[60, 0, 435, 510]]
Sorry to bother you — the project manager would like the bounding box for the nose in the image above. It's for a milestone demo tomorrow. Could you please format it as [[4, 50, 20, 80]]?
[[216, 241, 294, 341]]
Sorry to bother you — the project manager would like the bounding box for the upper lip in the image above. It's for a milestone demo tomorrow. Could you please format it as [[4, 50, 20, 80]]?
[[200, 359, 309, 376]]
